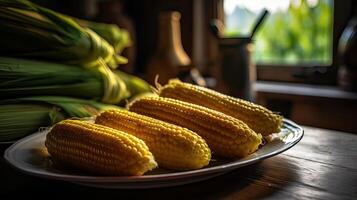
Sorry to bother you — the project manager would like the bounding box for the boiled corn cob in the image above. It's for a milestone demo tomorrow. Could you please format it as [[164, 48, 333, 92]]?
[[95, 109, 211, 170], [128, 96, 262, 158], [45, 120, 157, 176], [158, 79, 283, 135]]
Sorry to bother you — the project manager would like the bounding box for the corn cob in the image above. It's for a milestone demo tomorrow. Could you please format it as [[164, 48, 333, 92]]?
[[45, 120, 157, 176], [158, 79, 283, 135], [128, 96, 262, 158], [95, 109, 211, 170]]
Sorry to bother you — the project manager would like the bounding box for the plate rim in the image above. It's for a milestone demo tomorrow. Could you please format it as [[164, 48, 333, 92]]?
[[3, 119, 304, 183]]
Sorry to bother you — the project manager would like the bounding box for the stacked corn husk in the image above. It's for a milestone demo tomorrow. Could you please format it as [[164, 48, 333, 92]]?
[[0, 0, 151, 142]]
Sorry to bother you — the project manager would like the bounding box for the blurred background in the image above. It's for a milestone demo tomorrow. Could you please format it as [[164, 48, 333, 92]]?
[[32, 0, 357, 133]]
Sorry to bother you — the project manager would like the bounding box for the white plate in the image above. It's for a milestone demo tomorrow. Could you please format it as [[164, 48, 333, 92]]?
[[4, 119, 303, 189]]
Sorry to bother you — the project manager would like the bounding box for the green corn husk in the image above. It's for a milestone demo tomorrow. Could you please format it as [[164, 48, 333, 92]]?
[[0, 57, 130, 103], [0, 0, 125, 69], [0, 57, 103, 99], [75, 19, 131, 54], [114, 70, 152, 97], [76, 20, 131, 67], [0, 57, 151, 103], [0, 96, 120, 142]]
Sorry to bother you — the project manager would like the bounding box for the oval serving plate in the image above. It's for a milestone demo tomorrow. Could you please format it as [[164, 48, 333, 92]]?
[[4, 119, 303, 189]]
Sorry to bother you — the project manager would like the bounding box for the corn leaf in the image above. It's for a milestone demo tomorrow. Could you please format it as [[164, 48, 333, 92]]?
[[75, 18, 131, 54], [0, 96, 120, 142], [0, 0, 122, 69]]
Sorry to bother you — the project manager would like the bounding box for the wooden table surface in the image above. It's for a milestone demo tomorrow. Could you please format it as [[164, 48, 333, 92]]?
[[1, 126, 356, 199]]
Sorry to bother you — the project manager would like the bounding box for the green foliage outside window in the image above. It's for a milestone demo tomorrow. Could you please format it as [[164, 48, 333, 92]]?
[[224, 0, 333, 65]]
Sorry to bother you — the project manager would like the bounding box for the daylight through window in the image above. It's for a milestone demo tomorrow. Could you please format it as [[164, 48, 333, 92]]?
[[224, 0, 333, 65]]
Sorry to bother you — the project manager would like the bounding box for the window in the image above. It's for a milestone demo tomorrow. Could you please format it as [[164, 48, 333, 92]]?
[[223, 0, 333, 66], [200, 0, 351, 84]]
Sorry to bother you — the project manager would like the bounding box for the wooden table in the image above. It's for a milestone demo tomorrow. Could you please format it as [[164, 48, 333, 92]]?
[[1, 126, 356, 199]]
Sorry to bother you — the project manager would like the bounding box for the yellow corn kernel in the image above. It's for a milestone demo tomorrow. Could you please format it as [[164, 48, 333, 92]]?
[[158, 79, 283, 135], [128, 96, 262, 158], [45, 120, 157, 176], [95, 109, 211, 170]]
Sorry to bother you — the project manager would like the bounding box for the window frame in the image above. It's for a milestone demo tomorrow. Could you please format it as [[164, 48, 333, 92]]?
[[205, 0, 354, 85]]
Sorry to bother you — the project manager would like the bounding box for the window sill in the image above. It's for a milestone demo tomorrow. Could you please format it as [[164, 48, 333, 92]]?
[[255, 81, 357, 101], [254, 81, 357, 133]]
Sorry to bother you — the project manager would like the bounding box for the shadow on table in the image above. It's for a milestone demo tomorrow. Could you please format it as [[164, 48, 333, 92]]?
[[1, 156, 299, 199]]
